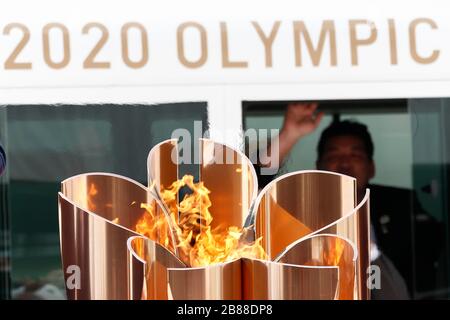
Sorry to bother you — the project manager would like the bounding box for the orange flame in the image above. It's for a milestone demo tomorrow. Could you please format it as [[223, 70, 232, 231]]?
[[323, 237, 346, 266], [135, 175, 267, 267], [87, 183, 98, 211], [325, 237, 354, 300]]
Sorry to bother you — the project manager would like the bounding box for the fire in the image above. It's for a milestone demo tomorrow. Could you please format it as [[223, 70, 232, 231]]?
[[87, 183, 98, 211], [323, 237, 346, 266], [135, 174, 267, 267], [301, 237, 347, 268], [324, 237, 353, 300]]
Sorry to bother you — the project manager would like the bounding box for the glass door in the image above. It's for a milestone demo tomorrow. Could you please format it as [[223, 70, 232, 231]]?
[[409, 99, 450, 299], [243, 98, 450, 299], [0, 103, 208, 299]]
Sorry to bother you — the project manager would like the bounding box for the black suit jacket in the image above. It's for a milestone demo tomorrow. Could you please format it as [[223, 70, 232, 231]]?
[[368, 184, 444, 296]]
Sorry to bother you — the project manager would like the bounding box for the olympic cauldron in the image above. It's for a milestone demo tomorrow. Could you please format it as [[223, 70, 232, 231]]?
[[58, 138, 370, 300]]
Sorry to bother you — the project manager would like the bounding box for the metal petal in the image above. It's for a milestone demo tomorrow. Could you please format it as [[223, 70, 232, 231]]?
[[59, 173, 154, 299], [253, 170, 370, 299]]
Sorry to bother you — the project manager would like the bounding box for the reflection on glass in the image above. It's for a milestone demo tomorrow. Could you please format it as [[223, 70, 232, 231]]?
[[243, 98, 450, 299], [0, 103, 207, 299]]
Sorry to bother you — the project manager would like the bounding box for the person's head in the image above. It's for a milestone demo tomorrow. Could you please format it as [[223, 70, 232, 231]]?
[[316, 120, 375, 193]]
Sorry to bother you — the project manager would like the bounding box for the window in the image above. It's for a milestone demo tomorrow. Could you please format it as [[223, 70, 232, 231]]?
[[0, 103, 207, 299], [243, 98, 450, 299]]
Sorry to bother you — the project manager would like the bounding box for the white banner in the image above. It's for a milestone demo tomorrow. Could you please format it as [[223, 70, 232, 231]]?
[[0, 0, 449, 89]]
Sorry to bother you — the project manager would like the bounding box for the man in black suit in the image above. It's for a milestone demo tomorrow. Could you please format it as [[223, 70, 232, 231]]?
[[369, 184, 444, 296], [256, 102, 443, 299]]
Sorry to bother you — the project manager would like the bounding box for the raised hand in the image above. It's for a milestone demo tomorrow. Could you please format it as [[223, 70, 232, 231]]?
[[281, 102, 324, 140]]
